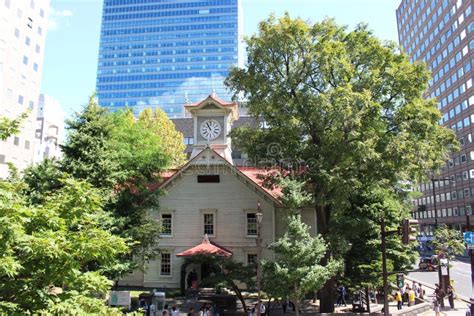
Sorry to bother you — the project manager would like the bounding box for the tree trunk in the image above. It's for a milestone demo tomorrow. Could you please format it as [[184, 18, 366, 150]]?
[[316, 203, 335, 313], [232, 282, 247, 313]]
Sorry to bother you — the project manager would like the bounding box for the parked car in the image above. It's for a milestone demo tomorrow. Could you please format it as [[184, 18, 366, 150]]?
[[418, 256, 438, 271]]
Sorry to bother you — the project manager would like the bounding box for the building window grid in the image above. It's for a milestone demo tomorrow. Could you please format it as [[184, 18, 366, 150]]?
[[246, 213, 257, 236], [203, 213, 214, 235], [161, 213, 172, 236], [160, 252, 171, 276]]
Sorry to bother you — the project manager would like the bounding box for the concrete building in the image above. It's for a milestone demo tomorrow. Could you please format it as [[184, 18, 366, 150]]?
[[119, 95, 317, 289], [0, 0, 50, 178], [396, 0, 473, 234], [34, 94, 65, 163], [96, 0, 243, 117]]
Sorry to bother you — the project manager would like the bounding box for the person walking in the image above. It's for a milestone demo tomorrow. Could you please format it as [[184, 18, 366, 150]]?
[[418, 283, 425, 300], [447, 285, 455, 309], [408, 287, 416, 306], [395, 289, 403, 310], [435, 284, 445, 308], [432, 296, 440, 316]]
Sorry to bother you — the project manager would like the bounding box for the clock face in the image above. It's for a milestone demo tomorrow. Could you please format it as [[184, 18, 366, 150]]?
[[200, 119, 222, 140]]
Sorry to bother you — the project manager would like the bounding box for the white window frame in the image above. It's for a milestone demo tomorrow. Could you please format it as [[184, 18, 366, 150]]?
[[160, 211, 174, 237], [244, 209, 258, 238], [160, 251, 172, 277], [201, 209, 217, 237]]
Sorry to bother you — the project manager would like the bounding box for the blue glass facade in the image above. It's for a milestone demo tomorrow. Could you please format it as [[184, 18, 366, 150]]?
[[96, 0, 242, 117]]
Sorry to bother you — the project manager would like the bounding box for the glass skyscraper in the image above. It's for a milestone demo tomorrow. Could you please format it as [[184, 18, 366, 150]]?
[[96, 0, 243, 117]]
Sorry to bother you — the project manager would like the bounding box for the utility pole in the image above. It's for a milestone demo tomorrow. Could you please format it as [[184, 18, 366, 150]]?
[[381, 218, 389, 316], [256, 202, 263, 316]]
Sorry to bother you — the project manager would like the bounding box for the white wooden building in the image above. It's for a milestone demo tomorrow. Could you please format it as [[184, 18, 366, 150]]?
[[119, 95, 318, 290]]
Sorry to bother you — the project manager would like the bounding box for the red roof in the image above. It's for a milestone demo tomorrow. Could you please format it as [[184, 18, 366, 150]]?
[[176, 235, 232, 257], [184, 94, 237, 108], [237, 167, 282, 198]]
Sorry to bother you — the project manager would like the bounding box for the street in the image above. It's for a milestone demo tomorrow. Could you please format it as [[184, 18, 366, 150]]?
[[409, 259, 471, 300]]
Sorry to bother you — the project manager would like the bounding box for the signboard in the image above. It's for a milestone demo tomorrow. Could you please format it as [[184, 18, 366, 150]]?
[[109, 291, 131, 308], [464, 232, 474, 246], [439, 258, 449, 276]]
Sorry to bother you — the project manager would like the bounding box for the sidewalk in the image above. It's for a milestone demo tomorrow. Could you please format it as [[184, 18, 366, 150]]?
[[417, 301, 470, 315]]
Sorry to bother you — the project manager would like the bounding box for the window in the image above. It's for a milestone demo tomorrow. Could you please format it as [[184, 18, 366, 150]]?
[[25, 36, 30, 46], [161, 213, 172, 236], [247, 213, 257, 236], [33, 63, 38, 72], [25, 140, 30, 149], [247, 253, 257, 266], [13, 137, 19, 146], [197, 175, 220, 183], [204, 213, 214, 235], [28, 101, 34, 110], [22, 56, 28, 65], [35, 44, 40, 53], [39, 9, 44, 17], [4, 0, 10, 8], [14, 28, 19, 38], [18, 95, 23, 104], [160, 253, 171, 276], [37, 26, 42, 35]]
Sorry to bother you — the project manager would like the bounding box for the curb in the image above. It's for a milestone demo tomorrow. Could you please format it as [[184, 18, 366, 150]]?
[[405, 276, 470, 304]]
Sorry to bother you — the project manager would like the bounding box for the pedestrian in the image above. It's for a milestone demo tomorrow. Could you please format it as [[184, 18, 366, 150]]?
[[259, 301, 266, 316], [433, 296, 440, 316], [171, 305, 179, 316], [434, 284, 445, 308], [163, 311, 169, 316], [412, 281, 419, 297], [337, 285, 347, 307], [149, 303, 156, 316], [418, 283, 425, 300], [408, 287, 416, 306], [447, 285, 455, 309], [395, 289, 403, 310], [187, 307, 195, 316]]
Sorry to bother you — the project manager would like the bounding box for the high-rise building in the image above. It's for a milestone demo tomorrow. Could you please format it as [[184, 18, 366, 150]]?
[[396, 0, 473, 234], [96, 0, 243, 117], [34, 94, 65, 163], [0, 0, 50, 178]]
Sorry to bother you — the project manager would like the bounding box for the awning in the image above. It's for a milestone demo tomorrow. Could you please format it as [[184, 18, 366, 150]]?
[[176, 235, 232, 257]]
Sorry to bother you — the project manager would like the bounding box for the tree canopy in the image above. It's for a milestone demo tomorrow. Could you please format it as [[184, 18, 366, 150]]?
[[225, 14, 456, 311]]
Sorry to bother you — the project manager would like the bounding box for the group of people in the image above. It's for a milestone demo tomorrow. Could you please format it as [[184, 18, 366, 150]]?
[[186, 303, 220, 316], [433, 283, 456, 315], [247, 302, 266, 316], [394, 281, 425, 310]]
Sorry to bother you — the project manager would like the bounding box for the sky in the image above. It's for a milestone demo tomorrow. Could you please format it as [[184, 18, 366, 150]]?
[[41, 0, 401, 117]]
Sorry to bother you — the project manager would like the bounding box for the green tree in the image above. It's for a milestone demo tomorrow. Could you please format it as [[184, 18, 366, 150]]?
[[139, 108, 187, 168], [331, 186, 417, 290], [0, 177, 129, 314], [263, 215, 339, 316], [432, 225, 466, 260], [0, 112, 28, 141], [225, 15, 456, 311]]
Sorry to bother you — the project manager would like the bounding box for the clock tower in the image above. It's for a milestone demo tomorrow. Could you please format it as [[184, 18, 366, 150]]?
[[184, 94, 239, 164]]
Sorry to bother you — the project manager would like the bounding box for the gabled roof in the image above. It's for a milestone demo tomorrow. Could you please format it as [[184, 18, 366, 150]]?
[[176, 235, 232, 257], [184, 94, 239, 121], [158, 147, 282, 206]]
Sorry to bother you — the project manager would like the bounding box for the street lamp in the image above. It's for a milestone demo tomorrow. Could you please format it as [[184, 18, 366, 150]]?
[[256, 202, 263, 316]]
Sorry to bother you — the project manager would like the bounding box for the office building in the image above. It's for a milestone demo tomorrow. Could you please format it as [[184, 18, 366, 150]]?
[[396, 0, 473, 234], [34, 94, 65, 163], [0, 0, 50, 178], [96, 0, 243, 117]]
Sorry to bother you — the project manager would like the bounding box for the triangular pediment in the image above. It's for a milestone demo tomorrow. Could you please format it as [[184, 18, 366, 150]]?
[[201, 103, 221, 110]]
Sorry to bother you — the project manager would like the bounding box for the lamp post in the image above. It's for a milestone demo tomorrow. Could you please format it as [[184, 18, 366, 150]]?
[[256, 202, 263, 316]]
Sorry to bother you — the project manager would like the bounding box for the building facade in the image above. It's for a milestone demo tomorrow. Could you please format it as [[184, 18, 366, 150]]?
[[34, 94, 65, 163], [396, 0, 473, 234], [119, 96, 317, 289], [96, 0, 243, 117], [0, 0, 50, 178]]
